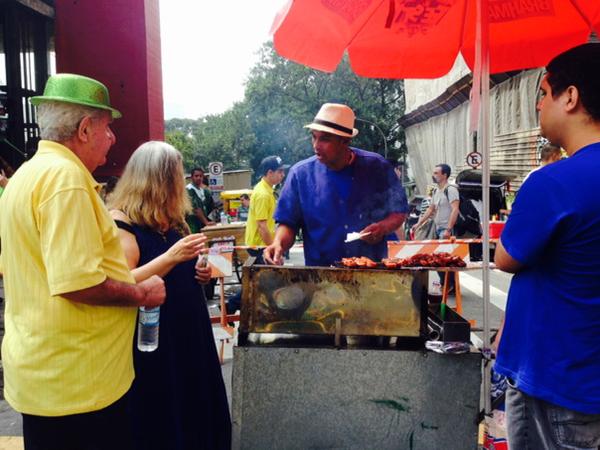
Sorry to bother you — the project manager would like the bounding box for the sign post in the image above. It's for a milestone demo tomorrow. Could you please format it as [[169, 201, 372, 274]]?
[[208, 161, 224, 191]]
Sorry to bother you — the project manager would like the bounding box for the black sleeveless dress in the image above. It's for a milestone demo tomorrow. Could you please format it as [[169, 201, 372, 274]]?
[[116, 221, 231, 450]]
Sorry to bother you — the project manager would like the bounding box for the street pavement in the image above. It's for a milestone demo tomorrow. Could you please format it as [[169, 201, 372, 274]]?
[[0, 246, 509, 447], [456, 269, 510, 347]]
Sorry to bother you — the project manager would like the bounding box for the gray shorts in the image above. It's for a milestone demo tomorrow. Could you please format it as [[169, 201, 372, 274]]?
[[505, 384, 600, 450]]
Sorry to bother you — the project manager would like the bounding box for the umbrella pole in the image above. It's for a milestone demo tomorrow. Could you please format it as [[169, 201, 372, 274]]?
[[476, 0, 492, 416]]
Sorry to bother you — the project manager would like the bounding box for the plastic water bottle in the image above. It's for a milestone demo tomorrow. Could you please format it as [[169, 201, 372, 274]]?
[[220, 211, 228, 225], [197, 253, 208, 268], [137, 306, 160, 352]]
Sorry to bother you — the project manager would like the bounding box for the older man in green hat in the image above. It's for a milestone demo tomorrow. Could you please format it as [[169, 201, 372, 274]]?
[[0, 73, 165, 449]]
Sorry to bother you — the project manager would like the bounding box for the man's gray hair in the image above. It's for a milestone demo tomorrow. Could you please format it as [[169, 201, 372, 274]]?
[[36, 101, 107, 142]]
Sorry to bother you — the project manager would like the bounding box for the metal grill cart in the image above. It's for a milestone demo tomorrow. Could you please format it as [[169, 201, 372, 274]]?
[[232, 261, 483, 449]]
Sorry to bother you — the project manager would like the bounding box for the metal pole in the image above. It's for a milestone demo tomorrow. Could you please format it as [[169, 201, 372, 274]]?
[[355, 117, 388, 159], [475, 0, 492, 415]]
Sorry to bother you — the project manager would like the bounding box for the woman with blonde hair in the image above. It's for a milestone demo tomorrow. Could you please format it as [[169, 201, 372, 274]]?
[[109, 141, 230, 450]]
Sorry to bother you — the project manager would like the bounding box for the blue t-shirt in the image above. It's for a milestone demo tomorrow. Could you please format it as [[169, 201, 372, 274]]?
[[275, 148, 408, 266], [495, 143, 600, 414]]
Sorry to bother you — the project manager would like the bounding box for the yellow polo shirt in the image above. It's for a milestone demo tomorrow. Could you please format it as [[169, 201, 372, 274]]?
[[245, 178, 276, 246], [0, 140, 136, 416]]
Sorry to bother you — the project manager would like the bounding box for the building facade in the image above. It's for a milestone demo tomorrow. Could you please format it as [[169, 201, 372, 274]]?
[[400, 55, 542, 195]]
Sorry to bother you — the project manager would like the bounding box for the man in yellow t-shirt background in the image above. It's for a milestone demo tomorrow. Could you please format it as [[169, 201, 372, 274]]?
[[226, 156, 288, 315], [0, 74, 165, 450], [245, 155, 288, 256]]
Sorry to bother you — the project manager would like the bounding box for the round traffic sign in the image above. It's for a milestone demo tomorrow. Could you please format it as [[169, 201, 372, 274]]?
[[466, 152, 483, 169], [208, 162, 223, 176]]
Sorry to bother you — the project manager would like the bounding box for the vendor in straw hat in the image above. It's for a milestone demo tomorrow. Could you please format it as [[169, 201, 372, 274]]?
[[264, 103, 408, 266], [0, 73, 165, 449]]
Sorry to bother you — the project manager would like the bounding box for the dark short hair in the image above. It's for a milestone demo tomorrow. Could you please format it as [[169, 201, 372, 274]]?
[[540, 143, 561, 162], [436, 164, 451, 178], [240, 194, 250, 200], [259, 155, 288, 176], [191, 167, 204, 176], [546, 43, 600, 121]]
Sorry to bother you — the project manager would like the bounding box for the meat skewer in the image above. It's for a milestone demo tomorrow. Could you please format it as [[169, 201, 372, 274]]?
[[340, 253, 466, 269]]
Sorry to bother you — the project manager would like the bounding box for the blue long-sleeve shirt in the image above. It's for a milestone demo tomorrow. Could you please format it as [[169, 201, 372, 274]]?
[[275, 148, 408, 266]]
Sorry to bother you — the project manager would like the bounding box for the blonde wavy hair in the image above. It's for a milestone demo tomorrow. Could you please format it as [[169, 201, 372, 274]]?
[[109, 141, 191, 233]]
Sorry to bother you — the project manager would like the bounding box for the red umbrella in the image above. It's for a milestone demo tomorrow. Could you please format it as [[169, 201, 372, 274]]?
[[272, 0, 600, 78], [271, 0, 600, 413]]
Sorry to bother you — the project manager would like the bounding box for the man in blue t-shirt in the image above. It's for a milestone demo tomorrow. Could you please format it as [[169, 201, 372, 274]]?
[[494, 43, 600, 449], [263, 103, 407, 267]]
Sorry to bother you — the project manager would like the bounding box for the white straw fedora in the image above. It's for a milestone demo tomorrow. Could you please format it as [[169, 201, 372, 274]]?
[[304, 103, 359, 138]]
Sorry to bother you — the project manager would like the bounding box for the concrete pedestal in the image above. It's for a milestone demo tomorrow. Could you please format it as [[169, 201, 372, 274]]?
[[232, 346, 482, 450]]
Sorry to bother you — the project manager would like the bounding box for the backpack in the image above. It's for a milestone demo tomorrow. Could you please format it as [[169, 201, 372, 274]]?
[[443, 185, 482, 237]]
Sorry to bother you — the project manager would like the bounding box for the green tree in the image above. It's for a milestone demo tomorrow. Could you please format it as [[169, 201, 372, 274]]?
[[167, 104, 256, 172], [243, 43, 406, 171], [165, 129, 197, 170], [165, 118, 198, 135], [165, 42, 406, 177], [192, 103, 256, 170]]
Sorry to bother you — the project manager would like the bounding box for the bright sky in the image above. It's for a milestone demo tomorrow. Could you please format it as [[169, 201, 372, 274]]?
[[160, 0, 289, 120]]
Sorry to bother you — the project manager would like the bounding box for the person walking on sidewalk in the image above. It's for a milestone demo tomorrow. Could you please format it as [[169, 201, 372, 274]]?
[[411, 164, 460, 240], [0, 74, 165, 450], [495, 43, 600, 449], [411, 163, 460, 293]]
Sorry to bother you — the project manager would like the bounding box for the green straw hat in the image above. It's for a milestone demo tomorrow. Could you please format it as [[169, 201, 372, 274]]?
[[31, 73, 122, 119]]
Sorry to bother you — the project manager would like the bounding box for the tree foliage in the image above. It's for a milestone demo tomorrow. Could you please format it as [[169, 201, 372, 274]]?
[[166, 42, 406, 177]]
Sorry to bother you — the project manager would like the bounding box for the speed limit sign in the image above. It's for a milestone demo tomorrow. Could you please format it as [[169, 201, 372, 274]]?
[[466, 152, 483, 168], [208, 162, 223, 176]]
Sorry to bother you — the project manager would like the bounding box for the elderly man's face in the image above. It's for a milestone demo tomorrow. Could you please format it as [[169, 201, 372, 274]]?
[[85, 112, 116, 171]]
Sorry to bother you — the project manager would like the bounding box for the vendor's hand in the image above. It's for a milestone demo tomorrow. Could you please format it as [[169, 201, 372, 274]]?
[[410, 223, 420, 233], [0, 169, 8, 188], [138, 275, 166, 307], [204, 221, 216, 227], [263, 242, 284, 265], [194, 264, 212, 284], [441, 229, 452, 239], [166, 233, 206, 264], [360, 222, 386, 245]]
